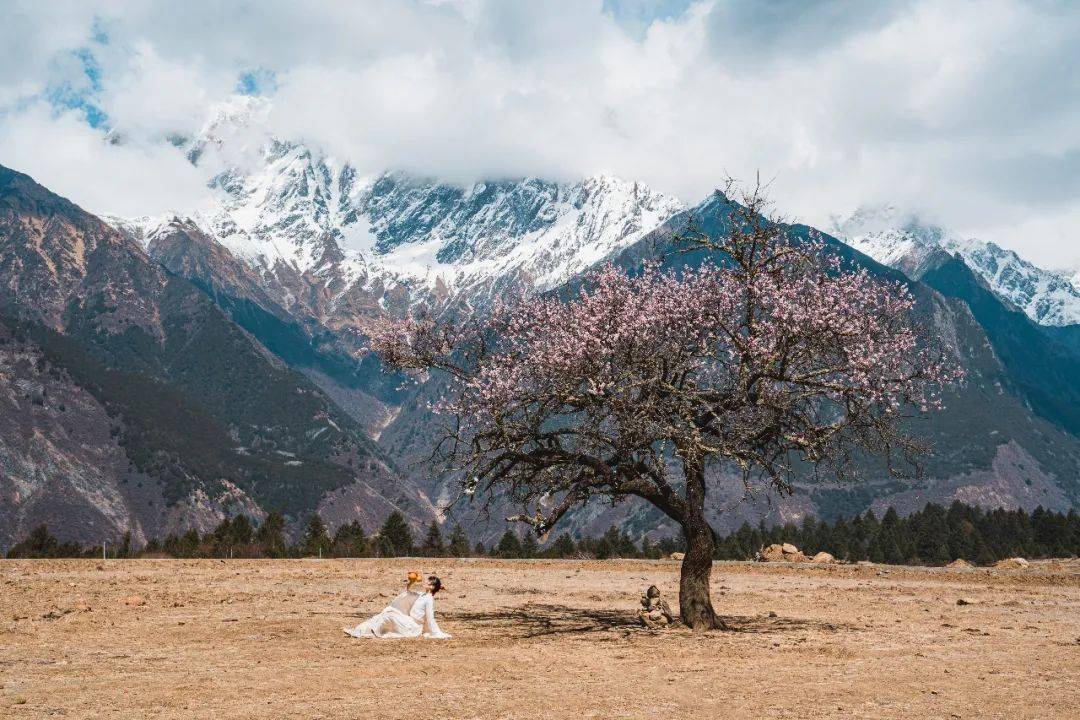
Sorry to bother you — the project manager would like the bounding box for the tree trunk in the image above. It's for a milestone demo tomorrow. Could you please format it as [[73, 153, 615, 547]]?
[[678, 461, 726, 631]]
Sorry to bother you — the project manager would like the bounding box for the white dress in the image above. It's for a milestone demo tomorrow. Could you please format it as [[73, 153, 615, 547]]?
[[344, 590, 451, 639]]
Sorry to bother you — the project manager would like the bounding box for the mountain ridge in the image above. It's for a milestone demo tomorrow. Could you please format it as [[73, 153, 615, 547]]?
[[831, 205, 1080, 327], [0, 164, 436, 548], [4, 116, 1080, 546]]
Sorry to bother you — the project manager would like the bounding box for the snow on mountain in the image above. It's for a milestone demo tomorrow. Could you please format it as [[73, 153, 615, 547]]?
[[831, 206, 1080, 327], [112, 97, 684, 324]]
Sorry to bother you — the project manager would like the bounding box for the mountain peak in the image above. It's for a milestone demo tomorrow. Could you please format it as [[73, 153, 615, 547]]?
[[832, 206, 1080, 327], [111, 103, 686, 320]]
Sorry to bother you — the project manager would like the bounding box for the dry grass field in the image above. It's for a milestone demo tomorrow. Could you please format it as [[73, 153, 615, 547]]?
[[2, 557, 1078, 719]]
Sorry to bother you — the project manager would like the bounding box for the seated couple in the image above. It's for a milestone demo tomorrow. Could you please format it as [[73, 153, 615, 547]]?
[[344, 572, 450, 640]]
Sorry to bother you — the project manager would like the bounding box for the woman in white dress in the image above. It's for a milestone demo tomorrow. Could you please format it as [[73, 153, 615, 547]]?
[[344, 575, 451, 639]]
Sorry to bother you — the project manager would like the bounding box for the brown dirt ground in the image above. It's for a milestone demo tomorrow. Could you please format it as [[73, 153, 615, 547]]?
[[2, 558, 1078, 719]]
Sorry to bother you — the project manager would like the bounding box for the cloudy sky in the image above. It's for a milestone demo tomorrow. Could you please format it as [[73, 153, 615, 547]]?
[[1, 0, 1078, 267]]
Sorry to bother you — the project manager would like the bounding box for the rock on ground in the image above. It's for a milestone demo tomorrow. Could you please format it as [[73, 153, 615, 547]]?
[[758, 543, 809, 562], [995, 557, 1030, 569]]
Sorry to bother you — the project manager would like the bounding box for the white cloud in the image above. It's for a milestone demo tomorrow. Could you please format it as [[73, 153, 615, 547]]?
[[0, 103, 210, 217], [0, 0, 1078, 267]]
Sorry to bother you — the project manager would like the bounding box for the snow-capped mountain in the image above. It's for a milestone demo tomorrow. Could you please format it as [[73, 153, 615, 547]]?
[[115, 97, 684, 329], [831, 206, 1080, 327]]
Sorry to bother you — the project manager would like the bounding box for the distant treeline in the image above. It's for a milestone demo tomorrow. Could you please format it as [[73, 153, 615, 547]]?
[[7, 502, 1080, 565]]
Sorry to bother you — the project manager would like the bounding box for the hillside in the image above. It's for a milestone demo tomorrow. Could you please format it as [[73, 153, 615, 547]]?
[[4, 141, 1080, 547], [0, 165, 435, 547]]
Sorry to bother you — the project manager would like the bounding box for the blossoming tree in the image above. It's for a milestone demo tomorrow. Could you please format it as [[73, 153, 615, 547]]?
[[365, 189, 959, 630]]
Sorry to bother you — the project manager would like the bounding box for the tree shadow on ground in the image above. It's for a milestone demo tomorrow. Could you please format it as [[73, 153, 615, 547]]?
[[447, 604, 847, 639], [720, 613, 846, 634], [447, 603, 640, 639]]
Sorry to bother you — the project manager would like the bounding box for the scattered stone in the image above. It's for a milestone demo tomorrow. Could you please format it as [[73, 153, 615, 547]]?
[[122, 595, 146, 607], [767, 611, 778, 618], [811, 551, 835, 564], [757, 543, 808, 562], [995, 557, 1029, 569], [668, 552, 685, 561], [956, 598, 975, 606]]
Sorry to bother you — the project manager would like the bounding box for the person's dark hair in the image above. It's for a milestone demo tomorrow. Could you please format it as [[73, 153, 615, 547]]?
[[646, 585, 660, 598], [428, 575, 443, 595]]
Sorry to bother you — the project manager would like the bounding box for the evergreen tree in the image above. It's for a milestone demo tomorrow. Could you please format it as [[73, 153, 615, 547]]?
[[255, 511, 287, 558], [420, 521, 445, 557], [180, 528, 201, 558], [229, 515, 254, 548], [549, 533, 577, 558], [871, 507, 907, 564], [641, 535, 659, 560], [301, 513, 331, 557], [617, 530, 640, 558], [799, 516, 818, 553], [473, 541, 487, 557], [914, 504, 950, 564], [8, 498, 1077, 563], [946, 501, 979, 561], [447, 524, 470, 557], [7, 524, 59, 558], [332, 520, 367, 557], [521, 531, 539, 559], [826, 517, 851, 560], [495, 530, 523, 558], [377, 511, 414, 557], [854, 509, 880, 561], [209, 518, 233, 557]]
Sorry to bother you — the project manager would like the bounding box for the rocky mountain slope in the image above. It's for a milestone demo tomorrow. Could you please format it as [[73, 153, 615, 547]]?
[[0, 165, 435, 548], [4, 96, 1080, 546], [831, 205, 1080, 327]]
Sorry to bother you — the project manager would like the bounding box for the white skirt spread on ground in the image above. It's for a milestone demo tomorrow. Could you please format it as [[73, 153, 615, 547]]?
[[344, 590, 451, 639]]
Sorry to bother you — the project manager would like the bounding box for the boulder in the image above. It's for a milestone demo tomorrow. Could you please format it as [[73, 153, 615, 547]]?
[[811, 551, 835, 564], [757, 544, 808, 562], [758, 544, 787, 562], [995, 557, 1030, 569], [669, 552, 685, 561]]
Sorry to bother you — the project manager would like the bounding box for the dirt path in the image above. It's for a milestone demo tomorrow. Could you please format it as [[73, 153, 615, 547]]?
[[2, 558, 1078, 719]]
